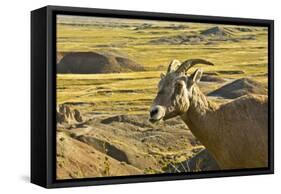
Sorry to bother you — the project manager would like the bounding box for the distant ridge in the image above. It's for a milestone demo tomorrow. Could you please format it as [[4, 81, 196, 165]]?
[[208, 78, 267, 99], [149, 25, 256, 45], [200, 26, 234, 37]]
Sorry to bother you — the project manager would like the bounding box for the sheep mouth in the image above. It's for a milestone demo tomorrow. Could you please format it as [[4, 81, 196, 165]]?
[[149, 117, 163, 123]]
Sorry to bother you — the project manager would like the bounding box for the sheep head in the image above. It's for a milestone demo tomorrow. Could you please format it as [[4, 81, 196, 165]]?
[[149, 59, 214, 123]]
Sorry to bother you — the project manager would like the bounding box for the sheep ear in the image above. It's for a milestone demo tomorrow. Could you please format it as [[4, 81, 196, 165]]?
[[160, 73, 165, 79], [190, 68, 203, 84]]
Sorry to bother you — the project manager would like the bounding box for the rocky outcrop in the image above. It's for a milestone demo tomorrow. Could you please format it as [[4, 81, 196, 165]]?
[[57, 104, 83, 125], [57, 132, 142, 179], [101, 115, 152, 128], [208, 78, 267, 99], [57, 51, 144, 74], [200, 26, 234, 37]]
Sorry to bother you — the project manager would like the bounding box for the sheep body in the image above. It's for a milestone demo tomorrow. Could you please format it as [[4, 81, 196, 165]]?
[[149, 59, 268, 169], [183, 86, 268, 169]]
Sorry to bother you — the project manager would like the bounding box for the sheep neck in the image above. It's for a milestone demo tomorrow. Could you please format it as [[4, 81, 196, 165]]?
[[181, 85, 221, 156]]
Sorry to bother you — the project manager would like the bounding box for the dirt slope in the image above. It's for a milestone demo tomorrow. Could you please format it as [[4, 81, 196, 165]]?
[[57, 131, 142, 179], [57, 51, 144, 74], [208, 78, 267, 99], [56, 104, 205, 179]]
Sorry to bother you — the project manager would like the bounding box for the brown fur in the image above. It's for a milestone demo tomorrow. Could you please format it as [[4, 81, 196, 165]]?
[[183, 85, 268, 169]]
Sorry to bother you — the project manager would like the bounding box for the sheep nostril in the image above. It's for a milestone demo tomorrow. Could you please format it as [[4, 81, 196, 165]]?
[[150, 109, 158, 117]]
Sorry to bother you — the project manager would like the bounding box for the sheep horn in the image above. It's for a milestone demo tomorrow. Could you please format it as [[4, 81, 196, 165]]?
[[167, 59, 181, 73], [175, 59, 214, 74]]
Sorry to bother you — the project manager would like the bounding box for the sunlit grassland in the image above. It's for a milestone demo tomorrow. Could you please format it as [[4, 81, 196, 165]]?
[[57, 20, 268, 72], [56, 16, 268, 115], [57, 72, 160, 115]]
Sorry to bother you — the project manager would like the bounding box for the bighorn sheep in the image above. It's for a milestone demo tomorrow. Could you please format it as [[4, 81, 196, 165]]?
[[149, 59, 268, 169]]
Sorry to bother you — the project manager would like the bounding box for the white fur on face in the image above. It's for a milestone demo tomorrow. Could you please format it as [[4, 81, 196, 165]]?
[[150, 76, 191, 122], [172, 80, 190, 114]]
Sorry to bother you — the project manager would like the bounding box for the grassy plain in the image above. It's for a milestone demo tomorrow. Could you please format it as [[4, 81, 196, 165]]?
[[57, 15, 268, 111], [57, 16, 267, 73]]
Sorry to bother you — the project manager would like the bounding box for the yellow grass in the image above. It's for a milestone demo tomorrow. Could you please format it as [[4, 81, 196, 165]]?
[[56, 15, 268, 115]]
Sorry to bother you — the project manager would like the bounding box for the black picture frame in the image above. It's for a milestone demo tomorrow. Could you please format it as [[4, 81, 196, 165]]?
[[31, 5, 274, 188]]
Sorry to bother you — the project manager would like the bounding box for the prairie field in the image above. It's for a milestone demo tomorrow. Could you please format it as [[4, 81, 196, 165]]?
[[56, 15, 268, 179]]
